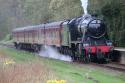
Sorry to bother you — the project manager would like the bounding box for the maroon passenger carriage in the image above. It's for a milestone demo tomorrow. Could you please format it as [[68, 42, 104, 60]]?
[[12, 21, 63, 49], [12, 14, 114, 63]]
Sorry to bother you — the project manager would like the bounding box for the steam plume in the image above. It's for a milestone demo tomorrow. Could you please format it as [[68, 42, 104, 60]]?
[[81, 0, 88, 14], [39, 45, 72, 62]]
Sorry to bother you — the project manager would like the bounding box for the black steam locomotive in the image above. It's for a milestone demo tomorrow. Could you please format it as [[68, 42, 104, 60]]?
[[12, 14, 114, 63]]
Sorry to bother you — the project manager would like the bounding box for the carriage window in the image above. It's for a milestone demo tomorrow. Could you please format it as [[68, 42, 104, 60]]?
[[54, 32, 56, 38], [51, 32, 53, 38], [49, 33, 51, 38]]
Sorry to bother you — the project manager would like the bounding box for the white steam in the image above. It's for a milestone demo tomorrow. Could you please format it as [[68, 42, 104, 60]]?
[[81, 0, 88, 15], [39, 45, 72, 62]]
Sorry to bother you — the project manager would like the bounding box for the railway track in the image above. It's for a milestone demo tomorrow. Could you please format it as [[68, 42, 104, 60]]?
[[90, 62, 125, 72], [0, 43, 14, 48], [1, 43, 125, 72]]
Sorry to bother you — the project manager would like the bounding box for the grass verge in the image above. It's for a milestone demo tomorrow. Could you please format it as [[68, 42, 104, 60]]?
[[0, 47, 125, 83]]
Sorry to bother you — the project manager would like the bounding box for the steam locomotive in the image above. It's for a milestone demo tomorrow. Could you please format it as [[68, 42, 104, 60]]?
[[12, 14, 114, 63]]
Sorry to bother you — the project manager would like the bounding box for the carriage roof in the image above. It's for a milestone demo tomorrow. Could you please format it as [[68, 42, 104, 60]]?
[[12, 21, 64, 32]]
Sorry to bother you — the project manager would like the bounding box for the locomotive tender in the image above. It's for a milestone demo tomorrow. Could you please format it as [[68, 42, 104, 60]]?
[[12, 14, 114, 62]]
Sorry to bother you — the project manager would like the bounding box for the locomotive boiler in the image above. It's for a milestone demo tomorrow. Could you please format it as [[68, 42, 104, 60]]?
[[12, 14, 114, 63]]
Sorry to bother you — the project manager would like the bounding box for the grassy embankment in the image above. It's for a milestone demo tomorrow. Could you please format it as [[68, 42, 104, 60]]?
[[0, 47, 125, 83]]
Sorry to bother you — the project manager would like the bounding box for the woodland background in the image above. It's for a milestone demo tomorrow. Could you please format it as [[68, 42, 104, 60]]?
[[0, 0, 125, 47]]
